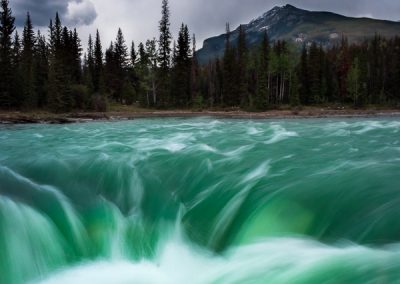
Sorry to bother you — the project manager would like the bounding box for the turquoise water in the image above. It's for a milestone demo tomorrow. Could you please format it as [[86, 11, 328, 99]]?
[[1, 118, 400, 283]]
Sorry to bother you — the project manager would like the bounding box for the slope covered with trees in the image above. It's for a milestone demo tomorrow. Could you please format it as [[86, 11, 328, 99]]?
[[0, 0, 399, 113]]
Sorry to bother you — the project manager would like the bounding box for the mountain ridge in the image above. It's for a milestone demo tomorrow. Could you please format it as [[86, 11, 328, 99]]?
[[197, 4, 400, 64]]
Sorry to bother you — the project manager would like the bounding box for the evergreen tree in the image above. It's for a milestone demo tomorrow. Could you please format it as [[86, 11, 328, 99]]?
[[171, 23, 191, 106], [237, 25, 249, 107], [191, 34, 200, 104], [128, 41, 141, 102], [34, 31, 49, 108], [290, 72, 300, 107], [21, 12, 36, 108], [115, 28, 128, 71], [308, 42, 322, 104], [86, 34, 94, 90], [0, 0, 15, 108], [337, 36, 350, 102], [298, 44, 310, 104], [114, 28, 129, 102], [222, 23, 237, 106], [146, 39, 158, 106], [104, 41, 116, 97], [71, 29, 82, 83], [347, 57, 361, 106], [59, 26, 73, 109], [395, 37, 400, 103], [270, 41, 289, 104], [130, 41, 137, 68], [255, 31, 270, 109], [12, 31, 20, 65], [93, 30, 104, 93], [137, 42, 148, 70], [53, 13, 62, 52], [158, 0, 171, 71], [47, 13, 71, 112], [157, 0, 172, 106], [136, 42, 151, 106], [12, 31, 23, 107]]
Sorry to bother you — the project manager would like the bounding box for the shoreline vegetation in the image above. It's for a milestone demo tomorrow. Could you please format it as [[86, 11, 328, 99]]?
[[1, 0, 400, 120], [1, 106, 400, 124]]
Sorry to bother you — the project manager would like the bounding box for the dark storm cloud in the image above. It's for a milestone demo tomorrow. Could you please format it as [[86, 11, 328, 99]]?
[[11, 0, 97, 27]]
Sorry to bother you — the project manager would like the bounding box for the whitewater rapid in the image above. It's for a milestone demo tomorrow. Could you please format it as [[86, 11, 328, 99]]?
[[0, 118, 399, 283]]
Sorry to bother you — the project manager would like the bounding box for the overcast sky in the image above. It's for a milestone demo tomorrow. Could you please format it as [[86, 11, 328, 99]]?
[[10, 0, 400, 51]]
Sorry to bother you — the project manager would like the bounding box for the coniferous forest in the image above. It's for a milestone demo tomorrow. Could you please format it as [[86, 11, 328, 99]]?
[[1, 0, 400, 113]]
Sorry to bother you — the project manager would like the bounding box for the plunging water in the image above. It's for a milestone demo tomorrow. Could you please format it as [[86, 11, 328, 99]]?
[[1, 118, 400, 283]]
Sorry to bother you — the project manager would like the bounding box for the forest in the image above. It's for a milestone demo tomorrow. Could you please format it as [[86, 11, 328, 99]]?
[[0, 0, 400, 113]]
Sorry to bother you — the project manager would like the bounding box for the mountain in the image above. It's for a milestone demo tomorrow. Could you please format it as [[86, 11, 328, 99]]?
[[197, 4, 400, 64]]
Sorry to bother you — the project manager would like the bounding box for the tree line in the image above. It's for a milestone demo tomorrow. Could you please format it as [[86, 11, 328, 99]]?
[[1, 0, 400, 112]]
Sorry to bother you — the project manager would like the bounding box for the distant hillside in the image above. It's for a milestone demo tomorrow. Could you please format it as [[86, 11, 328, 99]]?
[[197, 4, 400, 64]]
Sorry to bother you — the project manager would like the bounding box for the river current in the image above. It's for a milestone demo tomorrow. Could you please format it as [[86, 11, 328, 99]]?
[[1, 118, 400, 283]]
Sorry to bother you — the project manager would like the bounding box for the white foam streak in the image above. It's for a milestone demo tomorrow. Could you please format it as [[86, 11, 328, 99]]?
[[35, 237, 400, 284], [265, 125, 299, 144]]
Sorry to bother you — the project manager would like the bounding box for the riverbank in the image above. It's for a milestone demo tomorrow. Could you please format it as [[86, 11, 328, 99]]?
[[1, 108, 400, 124]]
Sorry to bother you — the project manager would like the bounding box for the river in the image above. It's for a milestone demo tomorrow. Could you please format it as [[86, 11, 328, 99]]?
[[1, 118, 400, 283]]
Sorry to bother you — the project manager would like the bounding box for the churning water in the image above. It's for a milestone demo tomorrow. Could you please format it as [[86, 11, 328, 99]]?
[[1, 118, 400, 284]]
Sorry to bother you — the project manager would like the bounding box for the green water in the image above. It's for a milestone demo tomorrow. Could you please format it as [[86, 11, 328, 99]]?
[[1, 118, 400, 283]]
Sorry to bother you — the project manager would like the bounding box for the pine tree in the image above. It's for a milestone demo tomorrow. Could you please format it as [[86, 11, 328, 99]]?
[[290, 72, 300, 107], [59, 26, 73, 109], [157, 0, 172, 106], [71, 29, 82, 83], [21, 12, 36, 108], [12, 31, 20, 65], [114, 28, 129, 102], [347, 57, 361, 106], [130, 41, 137, 68], [128, 41, 140, 103], [0, 0, 15, 108], [237, 25, 249, 107], [191, 34, 199, 104], [215, 58, 223, 105], [171, 23, 191, 106], [104, 41, 116, 98], [47, 13, 71, 112], [158, 0, 171, 71], [115, 28, 128, 71], [395, 37, 400, 103], [298, 44, 310, 104], [222, 23, 237, 107], [136, 42, 150, 106], [308, 42, 322, 104], [255, 31, 270, 109], [337, 36, 350, 103], [271, 41, 289, 104], [12, 31, 23, 107], [146, 39, 158, 106], [93, 30, 104, 93], [53, 13, 62, 53], [33, 31, 49, 108], [86, 34, 94, 91]]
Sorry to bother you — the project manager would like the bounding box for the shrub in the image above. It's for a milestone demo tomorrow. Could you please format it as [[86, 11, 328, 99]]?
[[70, 84, 90, 110]]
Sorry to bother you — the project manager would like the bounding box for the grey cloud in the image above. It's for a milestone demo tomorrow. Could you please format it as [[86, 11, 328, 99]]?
[[11, 0, 97, 27], [10, 0, 400, 52], [65, 0, 97, 26]]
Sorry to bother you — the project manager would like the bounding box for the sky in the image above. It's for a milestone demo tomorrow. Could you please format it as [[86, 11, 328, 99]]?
[[10, 0, 400, 51]]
